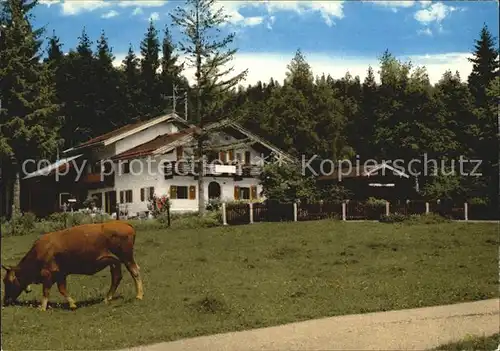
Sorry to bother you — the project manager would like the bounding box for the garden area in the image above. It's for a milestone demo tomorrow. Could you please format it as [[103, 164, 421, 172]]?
[[1, 218, 498, 350]]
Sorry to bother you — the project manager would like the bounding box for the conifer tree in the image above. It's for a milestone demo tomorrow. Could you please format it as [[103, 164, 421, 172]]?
[[171, 0, 248, 215], [139, 20, 161, 118], [120, 44, 141, 123], [468, 24, 499, 107], [0, 0, 62, 216]]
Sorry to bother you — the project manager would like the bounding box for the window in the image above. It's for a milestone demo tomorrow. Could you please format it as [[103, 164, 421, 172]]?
[[234, 185, 257, 200], [140, 187, 154, 201], [228, 149, 234, 161], [244, 151, 251, 164], [236, 152, 242, 163], [170, 185, 196, 199], [119, 190, 133, 203], [122, 162, 130, 174]]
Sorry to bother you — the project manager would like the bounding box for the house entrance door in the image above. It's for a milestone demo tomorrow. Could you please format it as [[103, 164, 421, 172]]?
[[208, 181, 221, 199], [104, 190, 116, 214]]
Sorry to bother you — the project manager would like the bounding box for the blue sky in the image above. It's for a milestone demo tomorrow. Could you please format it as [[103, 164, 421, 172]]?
[[34, 0, 499, 85]]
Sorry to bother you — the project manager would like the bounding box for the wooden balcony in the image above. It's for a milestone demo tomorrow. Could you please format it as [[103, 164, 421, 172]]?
[[163, 161, 262, 179], [80, 173, 114, 188]]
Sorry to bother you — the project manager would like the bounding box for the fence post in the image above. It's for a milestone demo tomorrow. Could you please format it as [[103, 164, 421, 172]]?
[[464, 202, 468, 221], [425, 202, 429, 214], [222, 202, 228, 225], [293, 202, 298, 222], [385, 201, 390, 216], [249, 202, 254, 224], [342, 202, 346, 221]]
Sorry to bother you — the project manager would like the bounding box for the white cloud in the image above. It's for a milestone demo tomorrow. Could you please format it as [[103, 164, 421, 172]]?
[[149, 12, 160, 21], [117, 1, 166, 8], [417, 27, 433, 36], [113, 51, 474, 86], [414, 2, 456, 24], [60, 1, 111, 16], [39, 0, 60, 7], [132, 8, 143, 16], [39, 0, 167, 16], [244, 17, 264, 27], [367, 1, 415, 8], [419, 1, 432, 7], [213, 1, 344, 28], [267, 15, 276, 30], [101, 10, 119, 19]]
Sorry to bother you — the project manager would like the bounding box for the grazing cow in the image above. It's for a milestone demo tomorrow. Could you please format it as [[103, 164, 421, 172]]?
[[2, 221, 143, 311]]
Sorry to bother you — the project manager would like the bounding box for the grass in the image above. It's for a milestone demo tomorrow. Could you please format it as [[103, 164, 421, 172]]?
[[432, 333, 499, 350], [1, 220, 498, 350]]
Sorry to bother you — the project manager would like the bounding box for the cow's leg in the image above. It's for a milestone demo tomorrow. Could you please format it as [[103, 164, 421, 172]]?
[[39, 270, 53, 311], [56, 276, 77, 310], [124, 260, 143, 300], [104, 263, 122, 303]]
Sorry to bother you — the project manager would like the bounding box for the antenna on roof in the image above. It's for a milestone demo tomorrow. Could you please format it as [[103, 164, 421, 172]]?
[[172, 83, 176, 113], [184, 91, 188, 121]]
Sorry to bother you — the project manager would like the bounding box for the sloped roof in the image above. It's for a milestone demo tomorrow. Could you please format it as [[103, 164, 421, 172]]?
[[63, 113, 190, 154], [112, 128, 197, 161]]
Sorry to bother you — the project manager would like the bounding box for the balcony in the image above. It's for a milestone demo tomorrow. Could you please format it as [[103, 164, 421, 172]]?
[[80, 173, 114, 188], [163, 161, 263, 179]]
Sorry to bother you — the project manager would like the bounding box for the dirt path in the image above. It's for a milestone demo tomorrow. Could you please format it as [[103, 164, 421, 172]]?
[[123, 298, 499, 351]]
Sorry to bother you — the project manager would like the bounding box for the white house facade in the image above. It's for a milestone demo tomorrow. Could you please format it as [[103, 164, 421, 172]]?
[[23, 113, 293, 217]]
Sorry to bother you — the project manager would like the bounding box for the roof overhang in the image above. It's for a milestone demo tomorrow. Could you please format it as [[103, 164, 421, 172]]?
[[62, 113, 190, 155]]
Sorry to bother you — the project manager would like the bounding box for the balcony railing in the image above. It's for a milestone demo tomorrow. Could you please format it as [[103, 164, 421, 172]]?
[[80, 173, 114, 188], [163, 161, 262, 178]]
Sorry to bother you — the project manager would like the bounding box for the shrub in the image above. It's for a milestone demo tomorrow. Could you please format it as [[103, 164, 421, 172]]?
[[147, 194, 171, 218], [468, 197, 489, 205], [407, 213, 451, 225], [171, 211, 222, 229], [366, 197, 387, 208], [206, 198, 222, 211], [379, 213, 408, 223]]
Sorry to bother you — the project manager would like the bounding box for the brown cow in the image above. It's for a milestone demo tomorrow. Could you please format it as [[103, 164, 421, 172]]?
[[2, 221, 144, 311]]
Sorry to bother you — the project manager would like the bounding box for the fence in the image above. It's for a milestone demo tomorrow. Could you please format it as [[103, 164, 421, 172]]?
[[222, 200, 498, 225]]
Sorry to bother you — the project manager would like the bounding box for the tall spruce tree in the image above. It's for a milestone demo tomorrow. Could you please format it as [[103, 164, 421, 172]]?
[[468, 24, 499, 108], [139, 20, 161, 118], [120, 44, 141, 123], [467, 24, 500, 210], [0, 0, 62, 216], [171, 0, 248, 215], [94, 30, 120, 133]]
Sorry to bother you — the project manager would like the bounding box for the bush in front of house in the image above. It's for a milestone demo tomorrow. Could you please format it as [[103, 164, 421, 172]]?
[[379, 213, 408, 223], [379, 212, 450, 225], [1, 211, 113, 237]]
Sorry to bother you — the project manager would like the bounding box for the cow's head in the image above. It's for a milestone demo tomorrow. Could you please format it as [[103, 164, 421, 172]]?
[[2, 265, 30, 306]]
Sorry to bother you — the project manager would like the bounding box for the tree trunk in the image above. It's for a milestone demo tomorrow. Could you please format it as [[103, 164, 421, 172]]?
[[12, 167, 21, 218], [197, 135, 205, 216]]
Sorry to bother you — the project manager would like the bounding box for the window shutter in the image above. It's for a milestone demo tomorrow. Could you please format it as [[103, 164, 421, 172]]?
[[250, 185, 257, 200], [127, 190, 132, 203], [170, 186, 177, 199], [228, 149, 234, 161], [234, 186, 240, 200], [189, 186, 196, 200], [219, 151, 226, 163], [141, 188, 145, 201], [120, 191, 124, 203], [149, 187, 154, 200]]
